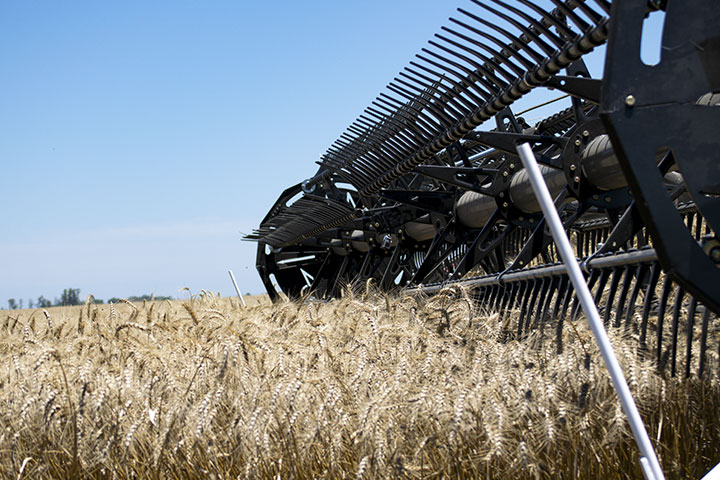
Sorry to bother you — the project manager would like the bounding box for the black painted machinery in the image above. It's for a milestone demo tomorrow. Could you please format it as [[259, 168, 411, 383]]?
[[246, 0, 720, 378]]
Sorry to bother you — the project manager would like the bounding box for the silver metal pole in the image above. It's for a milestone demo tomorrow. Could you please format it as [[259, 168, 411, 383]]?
[[228, 270, 246, 307], [515, 142, 664, 480]]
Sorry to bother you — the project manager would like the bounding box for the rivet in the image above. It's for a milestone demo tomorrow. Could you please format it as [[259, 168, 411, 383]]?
[[503, 171, 509, 177], [503, 202, 509, 208], [574, 176, 581, 183], [570, 164, 576, 171], [574, 138, 582, 146], [509, 163, 515, 169], [582, 130, 589, 137], [625, 95, 636, 107], [374, 222, 380, 228]]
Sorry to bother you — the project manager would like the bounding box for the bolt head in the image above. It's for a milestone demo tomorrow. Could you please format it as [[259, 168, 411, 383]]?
[[574, 139, 582, 146], [582, 130, 589, 137], [625, 94, 636, 107], [710, 247, 720, 263], [570, 164, 576, 171], [503, 171, 509, 177], [509, 163, 515, 169], [374, 222, 380, 228], [503, 202, 509, 208], [574, 176, 581, 183]]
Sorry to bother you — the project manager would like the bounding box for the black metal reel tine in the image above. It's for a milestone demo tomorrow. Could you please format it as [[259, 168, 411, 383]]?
[[408, 59, 492, 102], [377, 92, 442, 132], [469, 0, 557, 57], [554, 276, 570, 354], [560, 277, 575, 324], [486, 285, 498, 315], [576, 231, 584, 258], [446, 16, 536, 71], [368, 102, 435, 140], [366, 120, 422, 158], [698, 307, 711, 378], [486, 0, 568, 50], [357, 111, 419, 148], [417, 48, 504, 97], [670, 287, 685, 377], [551, 275, 568, 322], [517, 280, 534, 339], [570, 289, 581, 323], [397, 70, 474, 115], [524, 278, 543, 335], [625, 263, 649, 332], [478, 286, 489, 313], [614, 265, 634, 328], [560, 0, 605, 25], [499, 281, 515, 323], [494, 281, 506, 312], [545, 0, 592, 32], [640, 263, 661, 345], [591, 0, 611, 16], [685, 297, 697, 378], [386, 83, 453, 129], [392, 75, 467, 122], [530, 277, 549, 331], [403, 65, 483, 108], [440, 25, 527, 77], [603, 267, 622, 327], [431, 34, 519, 85], [487, 284, 499, 313], [351, 118, 409, 160], [514, 0, 576, 40], [656, 276, 674, 369], [389, 78, 462, 125], [456, 8, 545, 64], [539, 276, 558, 335], [591, 268, 610, 307]]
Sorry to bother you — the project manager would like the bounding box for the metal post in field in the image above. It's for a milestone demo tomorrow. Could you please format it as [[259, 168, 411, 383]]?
[[228, 270, 246, 307], [515, 142, 664, 480]]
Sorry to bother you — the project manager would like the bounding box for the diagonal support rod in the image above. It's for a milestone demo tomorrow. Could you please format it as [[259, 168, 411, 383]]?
[[515, 142, 664, 480]]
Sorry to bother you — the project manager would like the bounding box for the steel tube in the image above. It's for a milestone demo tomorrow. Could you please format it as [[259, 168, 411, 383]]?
[[515, 142, 664, 480]]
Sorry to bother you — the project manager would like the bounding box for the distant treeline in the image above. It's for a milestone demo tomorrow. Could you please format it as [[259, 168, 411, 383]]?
[[6, 288, 173, 310]]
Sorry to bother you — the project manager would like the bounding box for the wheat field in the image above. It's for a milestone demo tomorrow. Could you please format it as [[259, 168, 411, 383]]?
[[1, 287, 718, 479]]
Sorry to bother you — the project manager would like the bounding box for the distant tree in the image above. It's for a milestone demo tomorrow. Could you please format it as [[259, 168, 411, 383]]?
[[58, 288, 81, 306], [28, 299, 34, 309], [8, 299, 17, 310], [19, 299, 23, 309], [92, 298, 104, 304], [36, 296, 52, 308]]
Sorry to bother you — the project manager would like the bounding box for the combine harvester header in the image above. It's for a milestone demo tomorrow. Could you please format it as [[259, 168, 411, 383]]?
[[245, 0, 720, 384]]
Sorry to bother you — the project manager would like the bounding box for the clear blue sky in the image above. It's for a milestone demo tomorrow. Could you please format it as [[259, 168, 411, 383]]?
[[0, 2, 660, 307], [0, 1, 468, 305]]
